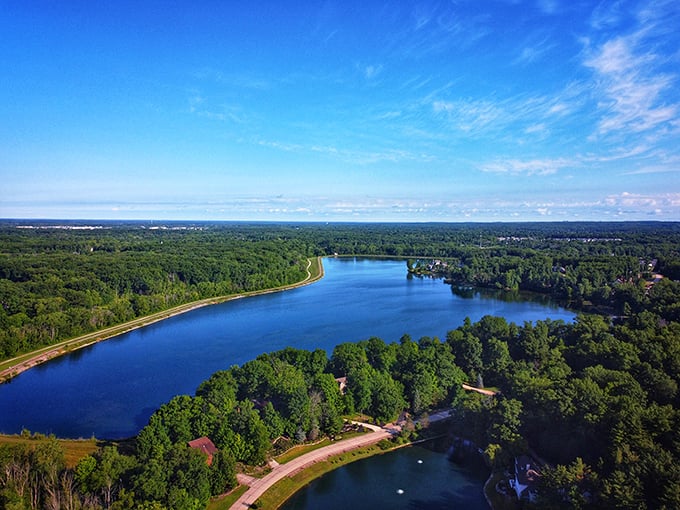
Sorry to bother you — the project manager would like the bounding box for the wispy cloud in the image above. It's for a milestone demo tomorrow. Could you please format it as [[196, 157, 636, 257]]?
[[187, 92, 251, 125], [513, 29, 556, 66], [583, 144, 651, 163], [432, 99, 504, 134], [584, 6, 680, 139], [621, 152, 680, 174], [604, 191, 680, 213], [589, 1, 628, 30], [427, 81, 587, 141], [479, 157, 574, 176], [537, 0, 559, 15], [256, 138, 435, 166], [389, 4, 491, 59]]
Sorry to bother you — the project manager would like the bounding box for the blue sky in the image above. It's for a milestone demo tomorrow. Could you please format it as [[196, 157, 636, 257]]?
[[1, 0, 679, 222]]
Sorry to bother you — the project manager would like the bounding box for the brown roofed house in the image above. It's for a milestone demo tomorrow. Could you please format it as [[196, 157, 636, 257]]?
[[188, 436, 218, 465]]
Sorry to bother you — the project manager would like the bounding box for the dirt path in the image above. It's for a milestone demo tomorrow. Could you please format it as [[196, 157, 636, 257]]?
[[0, 258, 324, 383], [462, 383, 498, 396]]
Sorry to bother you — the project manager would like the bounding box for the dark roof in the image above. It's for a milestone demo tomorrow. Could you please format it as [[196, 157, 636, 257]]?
[[188, 436, 218, 462]]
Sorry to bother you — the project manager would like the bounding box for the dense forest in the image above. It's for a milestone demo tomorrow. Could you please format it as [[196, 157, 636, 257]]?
[[0, 222, 311, 359], [2, 220, 679, 361], [1, 220, 680, 509]]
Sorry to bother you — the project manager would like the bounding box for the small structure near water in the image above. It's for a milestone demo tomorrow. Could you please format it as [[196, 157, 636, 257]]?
[[188, 436, 218, 465], [510, 455, 540, 502]]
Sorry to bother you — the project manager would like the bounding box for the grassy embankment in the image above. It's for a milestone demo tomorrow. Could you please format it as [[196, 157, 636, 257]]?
[[0, 434, 100, 469], [0, 257, 324, 383], [207, 441, 392, 510]]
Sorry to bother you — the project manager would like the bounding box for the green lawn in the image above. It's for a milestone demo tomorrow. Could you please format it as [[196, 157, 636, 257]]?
[[255, 443, 391, 509]]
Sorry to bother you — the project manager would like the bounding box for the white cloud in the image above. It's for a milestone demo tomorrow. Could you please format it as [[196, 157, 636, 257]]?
[[604, 191, 680, 210], [514, 35, 555, 65], [584, 15, 679, 138], [589, 1, 627, 30], [427, 81, 588, 143], [479, 157, 574, 176], [525, 123, 548, 135], [255, 137, 434, 165], [432, 99, 504, 134]]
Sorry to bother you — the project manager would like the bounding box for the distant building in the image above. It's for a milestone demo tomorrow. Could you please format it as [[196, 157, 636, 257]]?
[[188, 436, 218, 465]]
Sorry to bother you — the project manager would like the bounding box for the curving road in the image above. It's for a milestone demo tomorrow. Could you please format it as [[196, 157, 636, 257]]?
[[228, 410, 456, 510], [230, 422, 396, 509]]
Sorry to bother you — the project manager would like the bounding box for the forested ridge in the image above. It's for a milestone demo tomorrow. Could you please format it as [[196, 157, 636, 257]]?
[[1, 220, 680, 509]]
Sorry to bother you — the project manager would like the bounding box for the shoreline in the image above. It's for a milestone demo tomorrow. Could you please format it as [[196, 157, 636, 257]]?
[[0, 257, 324, 384], [229, 411, 481, 510]]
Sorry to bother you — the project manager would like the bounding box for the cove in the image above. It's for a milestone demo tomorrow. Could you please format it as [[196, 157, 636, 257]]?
[[0, 258, 574, 439], [280, 442, 488, 510]]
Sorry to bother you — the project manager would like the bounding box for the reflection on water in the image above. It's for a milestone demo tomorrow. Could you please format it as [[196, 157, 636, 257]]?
[[281, 441, 488, 510]]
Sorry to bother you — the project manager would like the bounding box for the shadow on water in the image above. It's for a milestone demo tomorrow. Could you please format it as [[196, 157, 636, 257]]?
[[281, 437, 489, 510], [134, 407, 157, 430], [407, 489, 485, 510], [451, 283, 568, 309]]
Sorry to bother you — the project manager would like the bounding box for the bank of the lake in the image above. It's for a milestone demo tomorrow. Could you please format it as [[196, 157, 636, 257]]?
[[0, 257, 324, 384], [279, 437, 488, 510]]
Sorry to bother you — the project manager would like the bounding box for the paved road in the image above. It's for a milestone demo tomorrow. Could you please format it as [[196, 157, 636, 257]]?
[[228, 411, 457, 509], [230, 423, 396, 509]]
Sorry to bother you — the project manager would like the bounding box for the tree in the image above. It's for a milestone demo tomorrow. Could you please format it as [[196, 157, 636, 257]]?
[[483, 337, 512, 386], [195, 370, 237, 413], [538, 457, 598, 509], [446, 329, 483, 382], [228, 400, 271, 465], [330, 342, 369, 376], [369, 370, 405, 424], [209, 450, 237, 496], [488, 397, 523, 447], [79, 446, 136, 509]]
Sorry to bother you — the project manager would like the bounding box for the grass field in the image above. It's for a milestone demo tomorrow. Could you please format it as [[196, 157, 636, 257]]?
[[0, 433, 100, 468]]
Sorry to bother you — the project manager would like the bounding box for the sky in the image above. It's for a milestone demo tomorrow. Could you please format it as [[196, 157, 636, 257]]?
[[1, 0, 679, 222]]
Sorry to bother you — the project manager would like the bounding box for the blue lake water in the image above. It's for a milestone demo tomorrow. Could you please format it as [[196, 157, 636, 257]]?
[[0, 257, 574, 438], [280, 443, 488, 510]]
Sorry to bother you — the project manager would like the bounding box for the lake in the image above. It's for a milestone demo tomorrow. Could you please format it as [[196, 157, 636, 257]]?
[[280, 442, 488, 510], [0, 257, 575, 438]]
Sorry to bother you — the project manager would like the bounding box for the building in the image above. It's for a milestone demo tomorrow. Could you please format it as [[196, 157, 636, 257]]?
[[188, 436, 218, 465], [510, 455, 540, 502]]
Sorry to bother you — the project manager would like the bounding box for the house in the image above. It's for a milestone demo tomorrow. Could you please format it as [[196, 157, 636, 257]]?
[[335, 376, 347, 394], [188, 436, 218, 465], [510, 455, 540, 502]]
